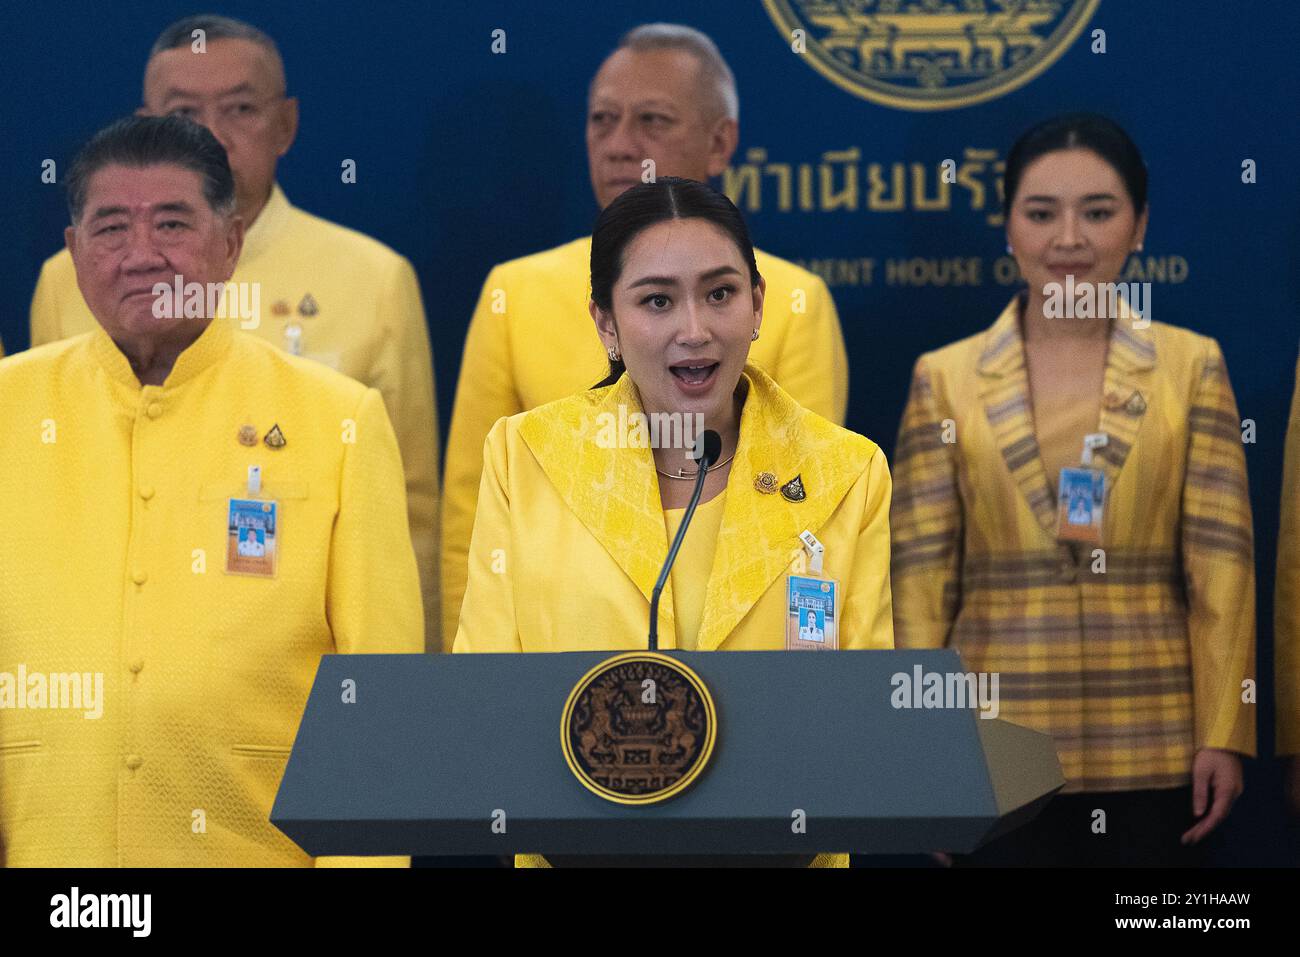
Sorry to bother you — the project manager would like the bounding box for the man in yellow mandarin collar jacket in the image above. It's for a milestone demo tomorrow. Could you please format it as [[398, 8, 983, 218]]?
[[441, 24, 849, 646], [0, 115, 421, 866], [891, 301, 1256, 794], [28, 14, 441, 652]]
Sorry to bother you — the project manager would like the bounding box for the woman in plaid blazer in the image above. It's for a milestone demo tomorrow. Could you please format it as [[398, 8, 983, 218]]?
[[891, 114, 1255, 866]]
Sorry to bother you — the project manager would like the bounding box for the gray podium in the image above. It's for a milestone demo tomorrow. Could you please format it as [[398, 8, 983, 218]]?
[[271, 649, 1063, 859]]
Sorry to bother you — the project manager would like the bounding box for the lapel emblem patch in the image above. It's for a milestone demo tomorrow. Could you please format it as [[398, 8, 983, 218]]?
[[263, 424, 287, 450], [1123, 391, 1147, 415], [297, 293, 319, 317], [780, 474, 806, 502]]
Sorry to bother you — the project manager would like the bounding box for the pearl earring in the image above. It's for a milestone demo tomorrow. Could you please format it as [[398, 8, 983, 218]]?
[[751, 329, 760, 341], [607, 346, 621, 362]]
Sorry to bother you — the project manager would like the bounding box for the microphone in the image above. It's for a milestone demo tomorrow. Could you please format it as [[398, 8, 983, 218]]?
[[649, 429, 722, 651]]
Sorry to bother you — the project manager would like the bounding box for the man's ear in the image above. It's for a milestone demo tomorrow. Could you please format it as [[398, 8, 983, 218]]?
[[275, 97, 299, 158], [223, 214, 246, 276], [705, 116, 739, 178], [64, 225, 78, 261]]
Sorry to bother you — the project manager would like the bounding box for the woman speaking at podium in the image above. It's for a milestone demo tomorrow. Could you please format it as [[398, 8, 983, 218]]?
[[453, 177, 893, 866], [890, 114, 1255, 866]]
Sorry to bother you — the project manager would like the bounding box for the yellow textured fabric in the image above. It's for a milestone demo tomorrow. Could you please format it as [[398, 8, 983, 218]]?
[[454, 363, 891, 869], [0, 319, 423, 866], [29, 184, 441, 653], [891, 297, 1256, 792], [1031, 358, 1105, 486], [665, 492, 727, 651], [441, 236, 849, 644], [1276, 352, 1300, 755]]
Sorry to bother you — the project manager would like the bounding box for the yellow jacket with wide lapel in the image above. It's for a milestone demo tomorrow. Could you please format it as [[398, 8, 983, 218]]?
[[891, 297, 1256, 792], [1276, 352, 1300, 755], [452, 363, 892, 655], [440, 236, 850, 647]]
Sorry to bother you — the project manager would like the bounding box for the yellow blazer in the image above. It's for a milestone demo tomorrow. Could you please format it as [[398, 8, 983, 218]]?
[[0, 319, 422, 866], [454, 363, 889, 867], [30, 184, 442, 652], [452, 362, 890, 655], [891, 298, 1256, 792], [441, 236, 850, 646], [1276, 352, 1300, 755]]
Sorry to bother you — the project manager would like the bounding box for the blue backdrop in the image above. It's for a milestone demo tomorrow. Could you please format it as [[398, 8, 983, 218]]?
[[2, 0, 1297, 864]]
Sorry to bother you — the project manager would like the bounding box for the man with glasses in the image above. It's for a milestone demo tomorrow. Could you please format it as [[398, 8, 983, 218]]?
[[29, 14, 441, 652]]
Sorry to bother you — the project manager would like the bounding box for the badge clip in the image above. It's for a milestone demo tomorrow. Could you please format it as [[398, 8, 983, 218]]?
[[1081, 432, 1108, 466], [247, 464, 262, 496], [798, 530, 825, 575]]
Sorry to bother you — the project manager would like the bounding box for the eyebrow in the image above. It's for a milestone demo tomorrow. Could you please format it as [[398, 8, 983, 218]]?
[[89, 205, 130, 221], [627, 265, 743, 288], [88, 200, 196, 221], [1021, 192, 1120, 204], [589, 97, 679, 113], [162, 82, 260, 100]]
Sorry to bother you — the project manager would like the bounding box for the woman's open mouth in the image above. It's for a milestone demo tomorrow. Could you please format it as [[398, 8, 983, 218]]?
[[669, 361, 720, 391]]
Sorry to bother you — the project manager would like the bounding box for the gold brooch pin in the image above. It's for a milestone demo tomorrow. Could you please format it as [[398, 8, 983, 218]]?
[[754, 471, 778, 494], [271, 300, 290, 317], [263, 424, 287, 449], [238, 424, 258, 447], [1124, 392, 1147, 415]]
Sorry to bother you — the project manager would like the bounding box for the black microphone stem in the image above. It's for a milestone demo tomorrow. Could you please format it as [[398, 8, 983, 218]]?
[[648, 435, 720, 651]]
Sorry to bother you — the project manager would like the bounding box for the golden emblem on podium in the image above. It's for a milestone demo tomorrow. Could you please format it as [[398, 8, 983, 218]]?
[[561, 652, 717, 806], [762, 0, 1101, 110]]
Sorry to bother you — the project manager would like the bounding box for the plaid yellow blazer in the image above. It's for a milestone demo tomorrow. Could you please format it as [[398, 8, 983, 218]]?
[[891, 298, 1256, 792]]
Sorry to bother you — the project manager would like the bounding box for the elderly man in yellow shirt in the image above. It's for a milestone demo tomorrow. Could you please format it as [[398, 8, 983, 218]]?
[[28, 13, 441, 652], [0, 115, 421, 867], [442, 23, 850, 644]]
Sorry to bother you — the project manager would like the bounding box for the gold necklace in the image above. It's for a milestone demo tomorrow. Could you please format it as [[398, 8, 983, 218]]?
[[654, 451, 736, 480]]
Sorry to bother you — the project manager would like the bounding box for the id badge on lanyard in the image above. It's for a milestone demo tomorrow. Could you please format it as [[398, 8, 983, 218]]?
[[1056, 433, 1108, 546], [786, 530, 839, 650]]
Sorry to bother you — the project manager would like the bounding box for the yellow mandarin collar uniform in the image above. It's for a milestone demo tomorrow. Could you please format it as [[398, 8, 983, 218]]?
[[1277, 352, 1300, 755], [454, 362, 891, 867], [440, 236, 850, 646], [29, 183, 442, 652], [891, 298, 1257, 792], [0, 319, 422, 866]]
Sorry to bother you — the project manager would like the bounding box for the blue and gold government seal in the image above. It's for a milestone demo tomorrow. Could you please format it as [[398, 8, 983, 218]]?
[[561, 652, 717, 805], [763, 0, 1101, 110]]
